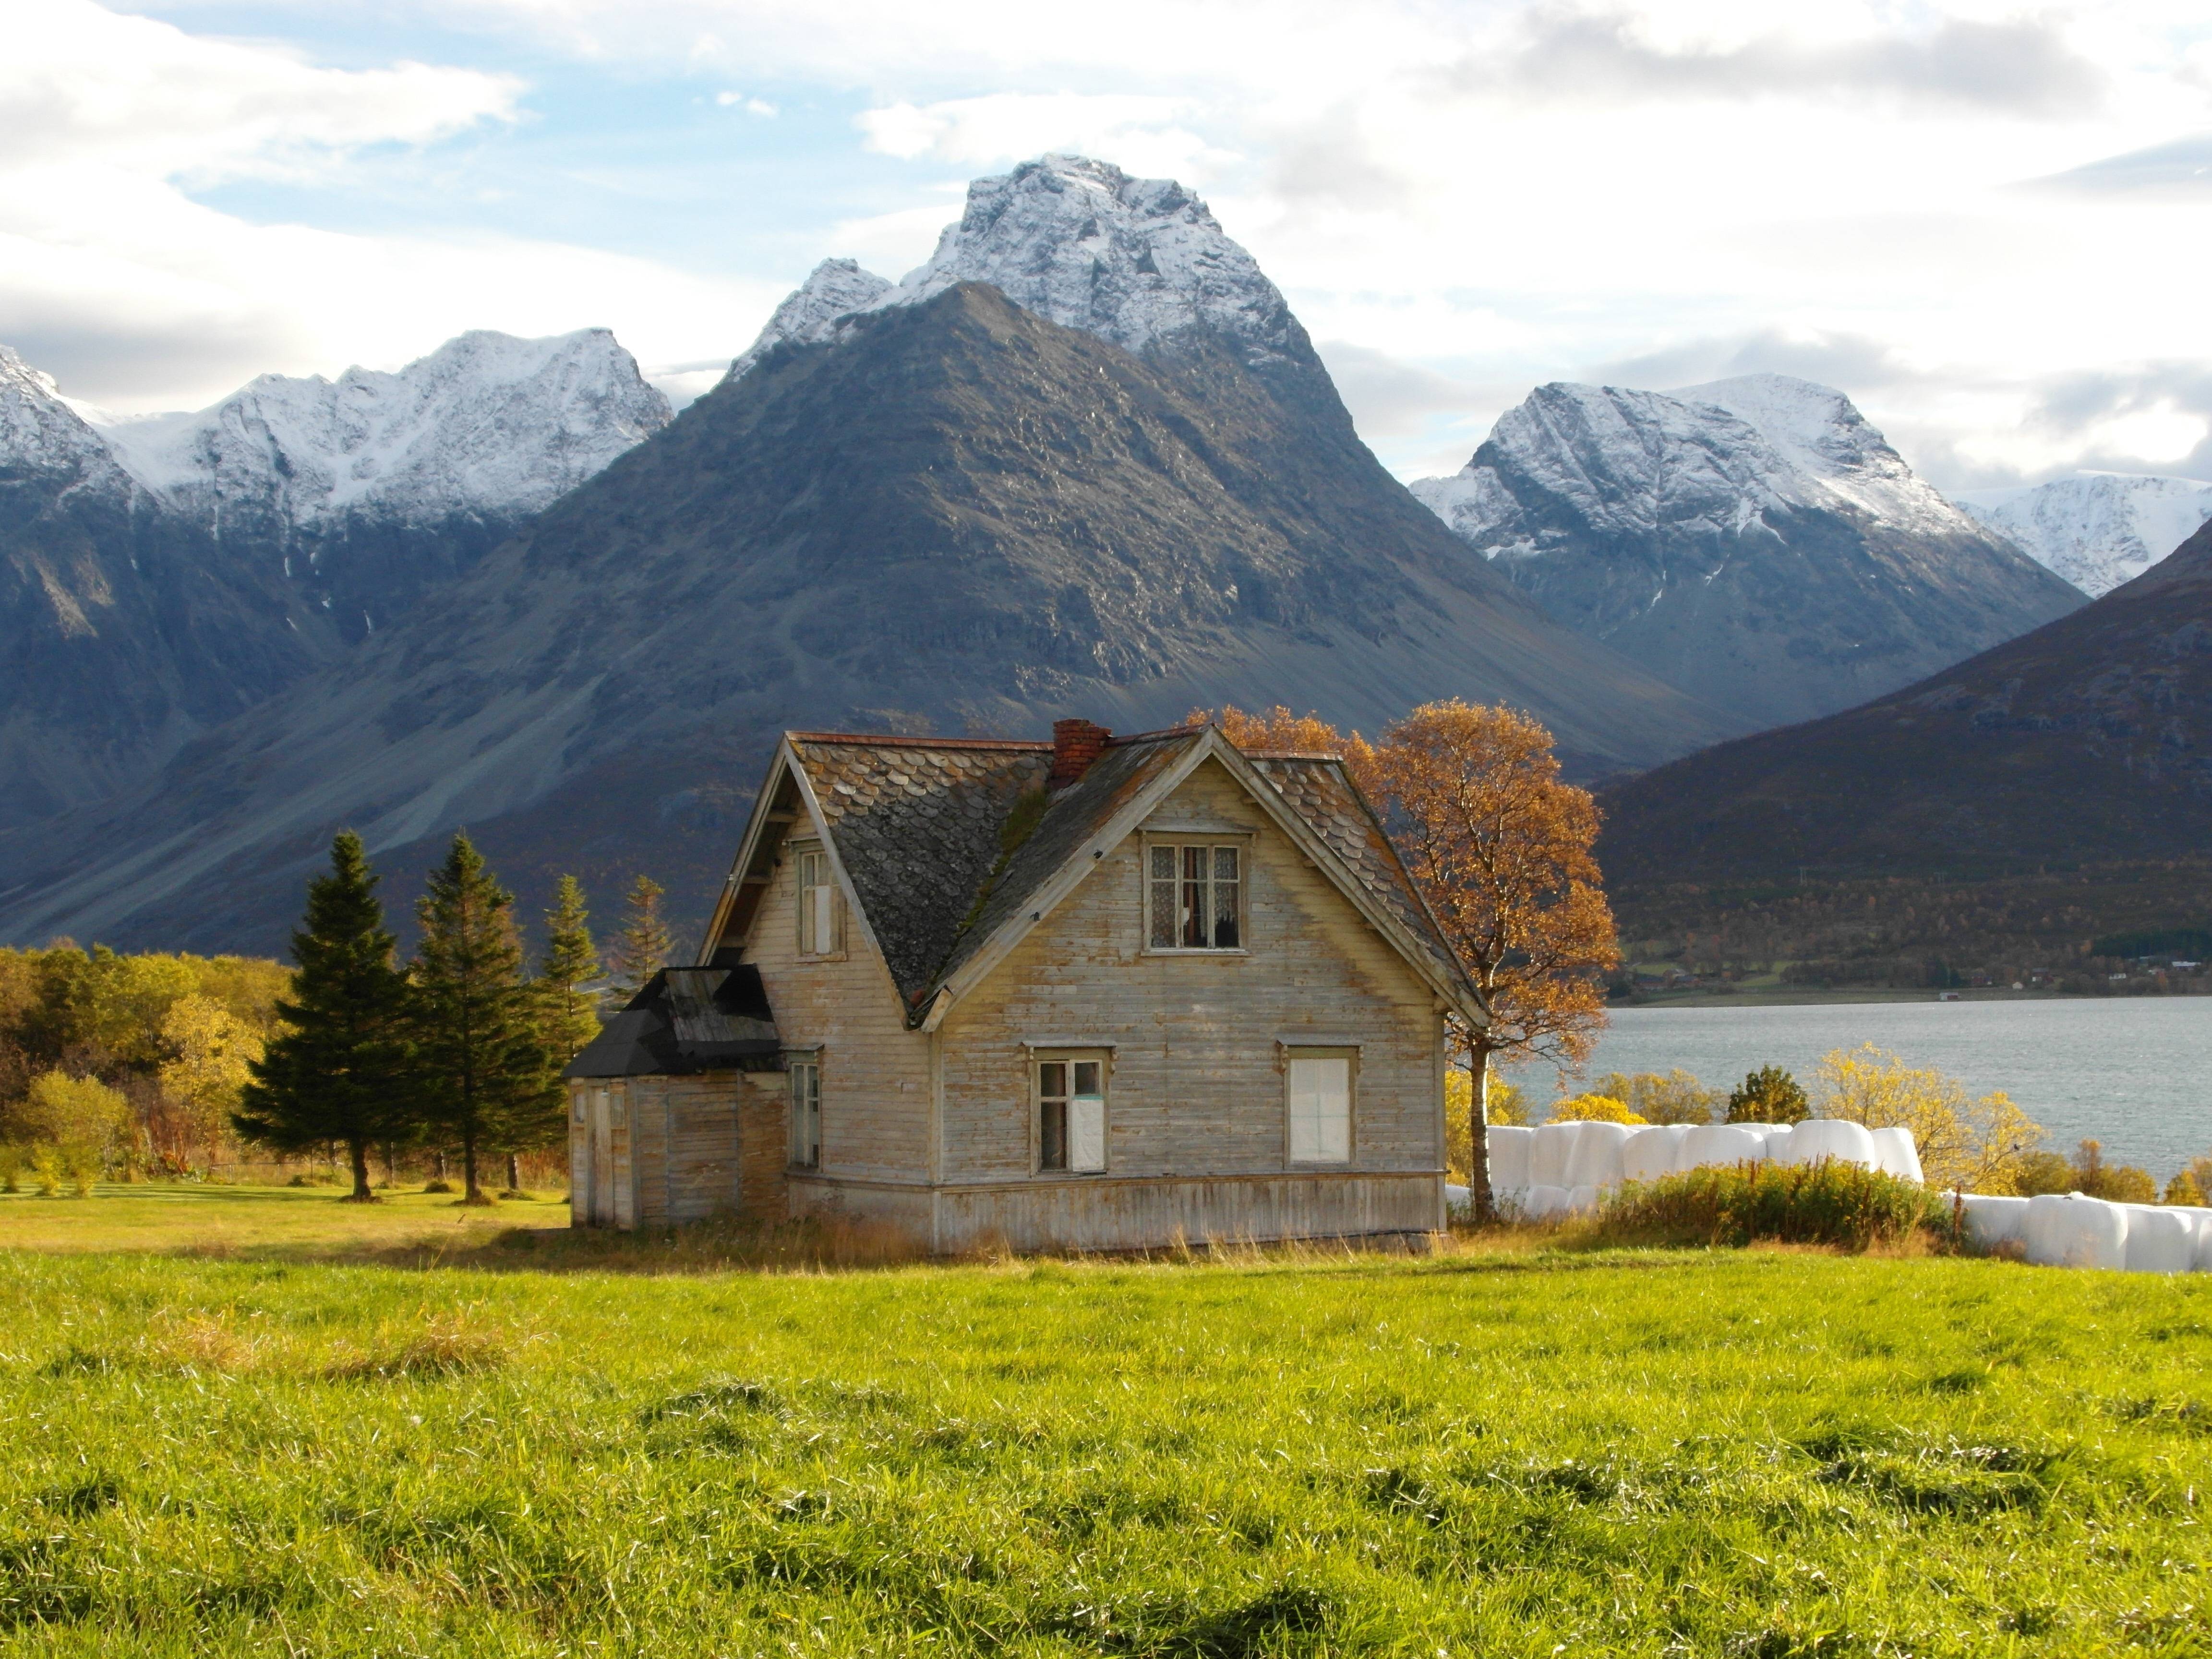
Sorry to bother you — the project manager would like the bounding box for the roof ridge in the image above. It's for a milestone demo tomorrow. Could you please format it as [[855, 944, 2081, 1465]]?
[[1103, 723, 1208, 746], [787, 731, 1053, 751], [1248, 749, 1346, 761]]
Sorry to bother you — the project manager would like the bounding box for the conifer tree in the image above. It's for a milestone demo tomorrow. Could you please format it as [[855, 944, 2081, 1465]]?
[[535, 875, 603, 1059], [410, 833, 559, 1204], [607, 875, 674, 1000], [235, 832, 413, 1201]]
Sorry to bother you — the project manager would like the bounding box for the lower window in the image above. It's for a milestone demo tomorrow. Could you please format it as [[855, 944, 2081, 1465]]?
[[1287, 1054, 1352, 1164], [1037, 1056, 1107, 1173], [789, 1057, 821, 1168]]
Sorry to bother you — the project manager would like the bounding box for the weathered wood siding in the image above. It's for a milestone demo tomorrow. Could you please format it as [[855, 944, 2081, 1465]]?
[[570, 1074, 766, 1229], [748, 829, 935, 1184], [738, 1072, 792, 1220], [931, 758, 1446, 1249]]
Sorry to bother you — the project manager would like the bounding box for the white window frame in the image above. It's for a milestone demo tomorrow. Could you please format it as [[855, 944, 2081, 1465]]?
[[793, 843, 843, 958], [788, 1053, 821, 1170], [1284, 1047, 1357, 1166], [1142, 834, 1249, 954], [1034, 1051, 1110, 1175]]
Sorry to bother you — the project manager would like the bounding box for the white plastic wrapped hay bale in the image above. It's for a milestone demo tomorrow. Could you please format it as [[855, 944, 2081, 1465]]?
[[1869, 1126, 1923, 1183], [2122, 1206, 2197, 1274], [2023, 1193, 2128, 1270], [1565, 1183, 1600, 1216], [1959, 1193, 2028, 1251], [1528, 1122, 1578, 1188], [1679, 1123, 1768, 1172], [1777, 1118, 1879, 1170], [1485, 1125, 1534, 1191], [1564, 1121, 1635, 1190], [1621, 1125, 1685, 1184], [1522, 1184, 1569, 1221], [2196, 1213, 2212, 1273], [1444, 1183, 1470, 1220]]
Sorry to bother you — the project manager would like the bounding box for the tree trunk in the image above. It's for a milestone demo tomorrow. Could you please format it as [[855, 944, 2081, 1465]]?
[[462, 1125, 483, 1204], [346, 1138, 374, 1202], [1468, 1038, 1496, 1223], [434, 1148, 448, 1181], [505, 1152, 520, 1194]]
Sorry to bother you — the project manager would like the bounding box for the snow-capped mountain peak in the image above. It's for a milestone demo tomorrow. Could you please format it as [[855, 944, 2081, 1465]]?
[[97, 327, 672, 532], [0, 344, 132, 482], [1954, 471, 2212, 597], [726, 154, 1298, 384], [727, 258, 893, 383]]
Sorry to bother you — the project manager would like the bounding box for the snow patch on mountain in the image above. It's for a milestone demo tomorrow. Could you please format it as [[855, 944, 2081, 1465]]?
[[0, 345, 136, 486], [726, 259, 892, 383], [1954, 472, 2212, 597], [1410, 374, 1987, 553], [96, 328, 672, 532], [726, 154, 1297, 383]]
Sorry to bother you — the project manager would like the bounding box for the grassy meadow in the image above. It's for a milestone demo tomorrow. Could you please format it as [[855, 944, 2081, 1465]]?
[[3, 1192, 2211, 1655]]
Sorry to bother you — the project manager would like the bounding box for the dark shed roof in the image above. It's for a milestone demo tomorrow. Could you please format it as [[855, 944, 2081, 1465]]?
[[563, 965, 782, 1079]]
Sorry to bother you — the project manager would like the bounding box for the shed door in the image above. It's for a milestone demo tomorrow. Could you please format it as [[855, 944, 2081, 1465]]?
[[590, 1087, 615, 1224]]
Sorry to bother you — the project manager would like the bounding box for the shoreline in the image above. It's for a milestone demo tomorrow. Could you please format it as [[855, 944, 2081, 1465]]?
[[1610, 986, 2205, 1010]]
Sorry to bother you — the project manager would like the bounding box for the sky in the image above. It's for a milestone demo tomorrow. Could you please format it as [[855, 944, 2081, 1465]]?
[[8, 0, 2212, 489]]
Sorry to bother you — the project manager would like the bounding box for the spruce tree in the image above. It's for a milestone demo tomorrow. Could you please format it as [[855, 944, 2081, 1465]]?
[[235, 831, 413, 1201], [607, 875, 674, 1000], [410, 833, 559, 1204], [536, 875, 603, 1059]]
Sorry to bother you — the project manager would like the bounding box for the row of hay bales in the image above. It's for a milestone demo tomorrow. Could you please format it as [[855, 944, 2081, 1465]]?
[[1453, 1119, 2212, 1274], [1470, 1119, 1923, 1222], [1956, 1192, 2212, 1272]]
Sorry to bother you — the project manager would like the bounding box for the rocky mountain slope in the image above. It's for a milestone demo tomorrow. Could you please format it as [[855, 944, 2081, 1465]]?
[[1598, 516, 2212, 887], [1412, 375, 2084, 730], [0, 347, 333, 826], [0, 330, 668, 828], [1956, 471, 2212, 597], [0, 160, 1734, 953]]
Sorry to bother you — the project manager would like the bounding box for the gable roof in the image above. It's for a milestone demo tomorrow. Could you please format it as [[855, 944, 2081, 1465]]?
[[708, 724, 1484, 1029]]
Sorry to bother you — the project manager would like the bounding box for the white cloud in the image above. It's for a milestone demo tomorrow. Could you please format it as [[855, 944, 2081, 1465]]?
[[856, 93, 1239, 180], [0, 0, 778, 410]]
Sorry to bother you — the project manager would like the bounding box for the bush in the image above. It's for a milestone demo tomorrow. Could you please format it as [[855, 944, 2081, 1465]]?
[[1727, 1065, 1809, 1124], [1815, 1044, 2043, 1192], [0, 1143, 22, 1193], [2165, 1170, 2204, 1206], [286, 1169, 339, 1188], [1549, 1094, 1643, 1124], [422, 1179, 455, 1195], [2070, 1140, 2155, 1204], [1597, 1160, 1951, 1250], [2010, 1150, 2077, 1197], [1591, 1069, 1719, 1125]]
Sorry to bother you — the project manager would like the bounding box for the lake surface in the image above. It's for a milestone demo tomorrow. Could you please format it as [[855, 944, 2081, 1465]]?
[[1576, 998, 2212, 1177]]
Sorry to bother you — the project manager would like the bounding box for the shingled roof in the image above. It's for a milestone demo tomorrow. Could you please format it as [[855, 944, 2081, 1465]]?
[[787, 734, 1051, 1001], [565, 965, 781, 1079], [754, 724, 1480, 1027]]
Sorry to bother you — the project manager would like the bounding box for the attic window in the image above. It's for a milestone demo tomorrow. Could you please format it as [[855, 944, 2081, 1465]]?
[[795, 846, 842, 956], [1146, 842, 1242, 950]]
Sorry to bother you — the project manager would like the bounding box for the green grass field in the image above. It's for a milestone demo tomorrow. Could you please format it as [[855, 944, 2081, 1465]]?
[[3, 1190, 2210, 1655]]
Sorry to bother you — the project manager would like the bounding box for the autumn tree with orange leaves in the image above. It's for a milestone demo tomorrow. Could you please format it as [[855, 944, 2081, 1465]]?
[[1196, 701, 1620, 1219]]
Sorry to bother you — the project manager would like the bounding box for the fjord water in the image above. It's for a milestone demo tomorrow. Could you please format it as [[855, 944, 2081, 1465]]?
[[1582, 998, 2212, 1176]]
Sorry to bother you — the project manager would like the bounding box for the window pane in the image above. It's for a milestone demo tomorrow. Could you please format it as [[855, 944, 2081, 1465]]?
[[1212, 847, 1239, 949], [1039, 1061, 1067, 1098], [1289, 1057, 1350, 1163], [1150, 846, 1176, 880], [1181, 844, 1207, 947], [1072, 1060, 1101, 1095], [1069, 1094, 1106, 1172], [1041, 1098, 1068, 1170]]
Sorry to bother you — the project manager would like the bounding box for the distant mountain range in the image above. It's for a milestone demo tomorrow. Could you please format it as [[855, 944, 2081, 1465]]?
[[1598, 516, 2212, 886], [1956, 471, 2212, 598], [0, 332, 668, 825], [1411, 376, 2085, 731], [9, 152, 2187, 956], [0, 156, 1731, 953]]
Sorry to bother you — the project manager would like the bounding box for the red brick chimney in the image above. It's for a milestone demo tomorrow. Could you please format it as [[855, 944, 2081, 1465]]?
[[1049, 718, 1111, 787]]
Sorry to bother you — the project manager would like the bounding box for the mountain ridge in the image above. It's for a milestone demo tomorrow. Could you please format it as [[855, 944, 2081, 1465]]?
[[0, 279, 1736, 954], [1411, 374, 2084, 731]]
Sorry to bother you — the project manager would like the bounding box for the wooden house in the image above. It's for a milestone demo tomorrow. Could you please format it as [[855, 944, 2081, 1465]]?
[[564, 720, 1483, 1250]]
